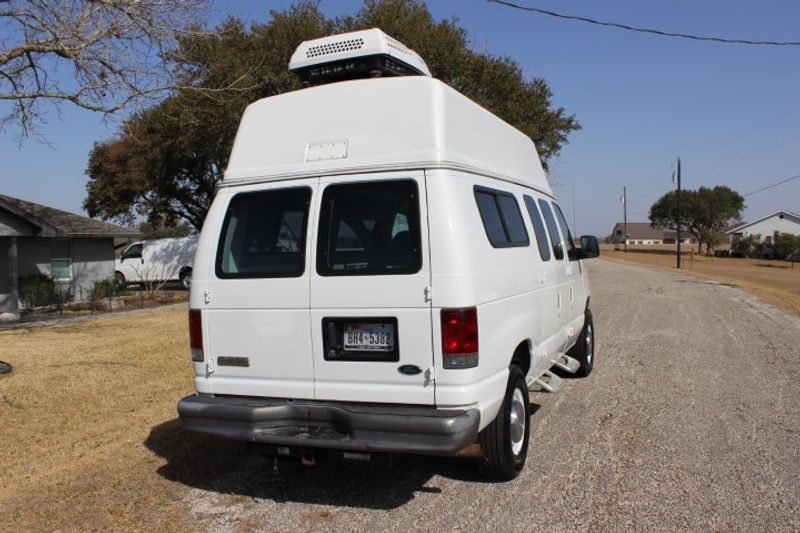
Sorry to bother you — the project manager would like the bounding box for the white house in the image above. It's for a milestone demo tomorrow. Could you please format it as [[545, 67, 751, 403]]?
[[726, 210, 800, 242], [609, 222, 696, 245]]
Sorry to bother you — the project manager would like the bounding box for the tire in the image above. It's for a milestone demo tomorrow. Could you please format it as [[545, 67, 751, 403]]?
[[114, 271, 127, 286], [478, 365, 530, 481], [569, 310, 594, 378], [179, 268, 192, 290]]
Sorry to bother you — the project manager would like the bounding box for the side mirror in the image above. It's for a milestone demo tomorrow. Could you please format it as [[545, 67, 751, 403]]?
[[579, 235, 600, 259]]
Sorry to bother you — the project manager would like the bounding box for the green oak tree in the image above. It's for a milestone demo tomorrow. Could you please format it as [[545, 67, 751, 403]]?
[[84, 0, 580, 231], [649, 186, 744, 255], [773, 232, 800, 261]]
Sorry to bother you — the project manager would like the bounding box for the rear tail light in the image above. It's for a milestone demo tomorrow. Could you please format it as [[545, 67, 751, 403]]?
[[189, 309, 203, 362], [441, 307, 478, 369]]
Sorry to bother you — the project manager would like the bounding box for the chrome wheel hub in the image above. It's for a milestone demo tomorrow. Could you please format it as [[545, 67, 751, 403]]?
[[509, 388, 526, 455]]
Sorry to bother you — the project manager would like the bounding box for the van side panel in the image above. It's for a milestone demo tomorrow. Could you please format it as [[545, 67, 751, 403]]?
[[426, 170, 564, 428], [189, 191, 231, 394]]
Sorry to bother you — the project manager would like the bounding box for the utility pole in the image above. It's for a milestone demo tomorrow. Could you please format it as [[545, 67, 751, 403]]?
[[676, 158, 682, 269], [622, 186, 627, 253]]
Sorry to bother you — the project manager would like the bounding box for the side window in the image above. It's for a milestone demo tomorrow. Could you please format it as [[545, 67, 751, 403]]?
[[538, 199, 564, 260], [216, 187, 312, 278], [474, 186, 529, 248], [523, 195, 551, 261], [552, 203, 578, 261], [123, 243, 142, 259], [317, 179, 422, 276]]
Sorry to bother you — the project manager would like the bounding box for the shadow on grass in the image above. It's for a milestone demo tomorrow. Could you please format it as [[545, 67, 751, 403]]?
[[143, 407, 540, 510]]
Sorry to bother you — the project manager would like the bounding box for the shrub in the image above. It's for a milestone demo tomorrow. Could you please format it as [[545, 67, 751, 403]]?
[[92, 275, 126, 300], [18, 273, 56, 307]]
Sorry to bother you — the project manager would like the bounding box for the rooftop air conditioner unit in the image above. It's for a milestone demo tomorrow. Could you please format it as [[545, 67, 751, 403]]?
[[289, 28, 431, 86]]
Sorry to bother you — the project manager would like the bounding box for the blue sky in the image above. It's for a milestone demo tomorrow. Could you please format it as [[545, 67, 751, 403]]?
[[2, 0, 799, 236]]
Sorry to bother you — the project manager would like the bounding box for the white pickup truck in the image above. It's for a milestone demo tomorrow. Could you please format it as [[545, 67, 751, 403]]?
[[115, 236, 198, 289]]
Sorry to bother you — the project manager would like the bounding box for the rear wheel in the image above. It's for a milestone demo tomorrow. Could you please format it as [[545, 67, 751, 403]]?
[[179, 268, 192, 290], [569, 310, 594, 378], [478, 365, 530, 481]]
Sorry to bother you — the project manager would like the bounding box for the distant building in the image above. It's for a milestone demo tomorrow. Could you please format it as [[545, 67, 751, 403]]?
[[610, 222, 696, 245], [0, 194, 140, 313], [725, 210, 800, 244]]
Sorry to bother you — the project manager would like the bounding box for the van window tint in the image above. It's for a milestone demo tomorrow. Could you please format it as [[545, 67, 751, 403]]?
[[317, 179, 422, 276], [475, 191, 507, 244], [523, 195, 551, 261], [123, 243, 142, 260], [216, 187, 311, 278], [538, 199, 564, 260], [474, 187, 529, 248], [552, 202, 578, 261]]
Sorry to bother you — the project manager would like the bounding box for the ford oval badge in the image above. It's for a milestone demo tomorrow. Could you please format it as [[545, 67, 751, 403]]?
[[398, 364, 422, 376]]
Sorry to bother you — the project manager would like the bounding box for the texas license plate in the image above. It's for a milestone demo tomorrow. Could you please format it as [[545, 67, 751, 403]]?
[[343, 323, 395, 352]]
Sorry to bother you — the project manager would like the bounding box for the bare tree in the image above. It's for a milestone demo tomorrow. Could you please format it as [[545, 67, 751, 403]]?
[[0, 0, 209, 137]]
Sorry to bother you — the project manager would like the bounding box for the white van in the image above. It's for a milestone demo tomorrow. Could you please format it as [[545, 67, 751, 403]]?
[[178, 29, 600, 480], [116, 235, 198, 289]]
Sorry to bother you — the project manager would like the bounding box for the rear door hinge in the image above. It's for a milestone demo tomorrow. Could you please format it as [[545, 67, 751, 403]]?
[[424, 285, 432, 303], [204, 289, 212, 304], [206, 357, 215, 375]]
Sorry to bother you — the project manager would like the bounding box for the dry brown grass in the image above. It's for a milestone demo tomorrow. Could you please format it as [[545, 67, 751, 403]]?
[[0, 305, 205, 531], [602, 247, 800, 317]]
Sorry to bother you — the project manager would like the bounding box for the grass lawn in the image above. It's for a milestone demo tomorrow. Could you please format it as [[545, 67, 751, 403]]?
[[602, 248, 800, 317], [0, 305, 224, 531]]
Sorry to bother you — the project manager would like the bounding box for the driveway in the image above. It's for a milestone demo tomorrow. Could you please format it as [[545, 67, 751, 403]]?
[[159, 259, 800, 531]]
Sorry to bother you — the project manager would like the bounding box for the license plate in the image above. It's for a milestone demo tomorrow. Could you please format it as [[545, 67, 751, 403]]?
[[343, 323, 394, 352]]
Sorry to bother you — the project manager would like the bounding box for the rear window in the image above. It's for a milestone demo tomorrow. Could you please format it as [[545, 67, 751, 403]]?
[[523, 195, 551, 261], [538, 198, 564, 260], [317, 180, 422, 276], [216, 187, 311, 278], [474, 186, 529, 248]]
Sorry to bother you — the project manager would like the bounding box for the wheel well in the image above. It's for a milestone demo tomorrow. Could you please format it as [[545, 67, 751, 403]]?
[[179, 266, 192, 277], [510, 341, 531, 377]]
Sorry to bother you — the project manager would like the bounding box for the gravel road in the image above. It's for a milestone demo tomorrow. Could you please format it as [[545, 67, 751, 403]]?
[[177, 259, 800, 531]]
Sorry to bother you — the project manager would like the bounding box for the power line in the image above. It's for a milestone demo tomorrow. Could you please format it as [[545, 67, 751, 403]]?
[[686, 105, 800, 159], [691, 132, 800, 173], [743, 173, 800, 197], [487, 0, 800, 46], [628, 198, 650, 213]]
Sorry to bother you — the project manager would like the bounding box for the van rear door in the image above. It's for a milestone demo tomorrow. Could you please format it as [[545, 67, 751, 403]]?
[[310, 173, 434, 405], [203, 181, 317, 399]]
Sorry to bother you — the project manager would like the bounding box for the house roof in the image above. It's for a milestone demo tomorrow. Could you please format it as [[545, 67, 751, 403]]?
[[612, 222, 665, 239], [0, 194, 141, 238], [725, 210, 800, 234]]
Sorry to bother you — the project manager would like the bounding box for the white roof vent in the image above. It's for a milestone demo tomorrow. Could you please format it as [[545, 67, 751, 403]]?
[[289, 28, 431, 86]]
